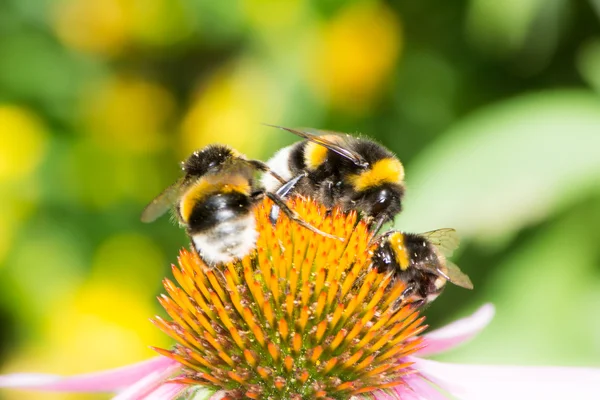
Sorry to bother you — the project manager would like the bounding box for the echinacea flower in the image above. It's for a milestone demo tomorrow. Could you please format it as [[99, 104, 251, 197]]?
[[1, 197, 599, 399]]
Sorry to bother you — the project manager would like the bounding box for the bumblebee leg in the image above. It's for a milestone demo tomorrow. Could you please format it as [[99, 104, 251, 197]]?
[[399, 284, 429, 309], [246, 159, 287, 184], [269, 173, 307, 224], [367, 216, 387, 246], [265, 192, 344, 241]]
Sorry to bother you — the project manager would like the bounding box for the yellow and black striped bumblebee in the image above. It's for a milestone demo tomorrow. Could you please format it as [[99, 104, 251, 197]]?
[[142, 144, 334, 265], [262, 126, 405, 233], [371, 228, 473, 307]]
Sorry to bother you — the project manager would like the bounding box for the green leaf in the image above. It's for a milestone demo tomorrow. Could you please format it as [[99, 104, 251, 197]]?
[[396, 90, 600, 240], [435, 201, 600, 365]]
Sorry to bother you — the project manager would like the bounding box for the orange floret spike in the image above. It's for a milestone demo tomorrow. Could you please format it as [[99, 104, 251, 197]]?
[[329, 328, 347, 352], [341, 350, 364, 370], [314, 290, 327, 320], [309, 345, 324, 365], [298, 369, 309, 384], [153, 196, 429, 399], [284, 355, 294, 373], [285, 291, 295, 319], [243, 349, 258, 368], [297, 305, 309, 333], [315, 320, 328, 343], [292, 332, 302, 355], [279, 318, 289, 341], [323, 357, 338, 374], [268, 342, 281, 363], [269, 272, 280, 307], [313, 267, 327, 301], [263, 299, 275, 327]]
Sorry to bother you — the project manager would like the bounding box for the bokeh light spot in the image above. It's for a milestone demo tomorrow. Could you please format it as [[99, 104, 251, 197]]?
[[53, 0, 129, 56], [90, 233, 165, 296], [180, 61, 285, 157], [308, 2, 402, 113], [83, 76, 175, 154], [0, 106, 48, 182]]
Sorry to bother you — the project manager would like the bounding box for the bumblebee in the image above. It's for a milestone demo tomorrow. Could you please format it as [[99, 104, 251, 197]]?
[[371, 228, 473, 307], [142, 144, 334, 265], [262, 126, 405, 233]]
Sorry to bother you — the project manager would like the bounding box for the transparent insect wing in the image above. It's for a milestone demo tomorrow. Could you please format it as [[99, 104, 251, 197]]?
[[140, 179, 185, 223], [421, 228, 460, 257], [266, 124, 368, 168], [445, 260, 474, 289]]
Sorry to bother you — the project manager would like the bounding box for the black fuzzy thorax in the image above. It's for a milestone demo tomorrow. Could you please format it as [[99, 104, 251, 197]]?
[[372, 232, 443, 302], [183, 145, 237, 179], [187, 191, 255, 234], [286, 137, 404, 219]]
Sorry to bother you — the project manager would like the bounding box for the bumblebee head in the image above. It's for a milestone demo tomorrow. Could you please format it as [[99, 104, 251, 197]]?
[[346, 155, 405, 220], [352, 182, 404, 221], [182, 144, 239, 177]]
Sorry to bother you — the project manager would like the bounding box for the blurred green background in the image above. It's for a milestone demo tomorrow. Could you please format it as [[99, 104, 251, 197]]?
[[1, 0, 600, 398]]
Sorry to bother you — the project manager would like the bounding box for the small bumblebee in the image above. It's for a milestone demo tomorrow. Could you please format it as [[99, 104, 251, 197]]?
[[262, 125, 405, 233], [142, 144, 335, 265], [371, 228, 473, 307]]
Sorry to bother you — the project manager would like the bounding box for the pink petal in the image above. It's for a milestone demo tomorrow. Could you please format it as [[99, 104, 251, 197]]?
[[415, 303, 495, 357], [369, 375, 449, 400], [0, 356, 178, 392], [111, 364, 181, 400], [143, 382, 188, 400], [403, 375, 449, 400], [412, 358, 600, 400]]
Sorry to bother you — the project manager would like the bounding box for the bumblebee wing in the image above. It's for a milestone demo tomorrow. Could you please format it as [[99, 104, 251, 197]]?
[[445, 261, 474, 289], [140, 179, 184, 223], [265, 124, 369, 168], [415, 259, 474, 290], [421, 228, 460, 257]]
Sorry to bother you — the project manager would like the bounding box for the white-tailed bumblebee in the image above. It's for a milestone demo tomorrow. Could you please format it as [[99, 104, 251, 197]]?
[[371, 228, 473, 307], [142, 144, 335, 265], [262, 126, 405, 233]]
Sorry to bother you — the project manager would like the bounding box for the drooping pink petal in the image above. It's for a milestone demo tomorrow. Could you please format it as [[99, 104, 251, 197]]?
[[209, 390, 229, 400], [143, 382, 188, 400], [111, 363, 181, 399], [415, 303, 495, 357], [403, 374, 449, 400], [0, 356, 177, 392], [412, 357, 600, 400], [369, 374, 449, 400]]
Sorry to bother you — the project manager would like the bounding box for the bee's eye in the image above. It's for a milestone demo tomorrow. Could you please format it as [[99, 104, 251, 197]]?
[[371, 189, 392, 215]]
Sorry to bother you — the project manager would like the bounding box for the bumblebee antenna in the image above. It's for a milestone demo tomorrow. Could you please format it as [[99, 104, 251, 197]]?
[[246, 159, 287, 184]]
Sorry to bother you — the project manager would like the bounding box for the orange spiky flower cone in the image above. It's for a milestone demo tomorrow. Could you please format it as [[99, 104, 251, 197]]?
[[152, 197, 427, 399]]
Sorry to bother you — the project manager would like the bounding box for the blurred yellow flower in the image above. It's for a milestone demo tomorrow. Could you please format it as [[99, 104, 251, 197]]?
[[242, 0, 306, 32], [63, 139, 168, 210], [82, 76, 175, 154], [89, 233, 165, 297], [48, 282, 164, 371], [53, 0, 129, 56], [0, 192, 39, 266], [0, 217, 15, 266], [181, 61, 286, 158], [0, 106, 48, 182], [53, 0, 192, 56], [308, 2, 402, 113], [129, 0, 192, 46], [2, 235, 170, 398]]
